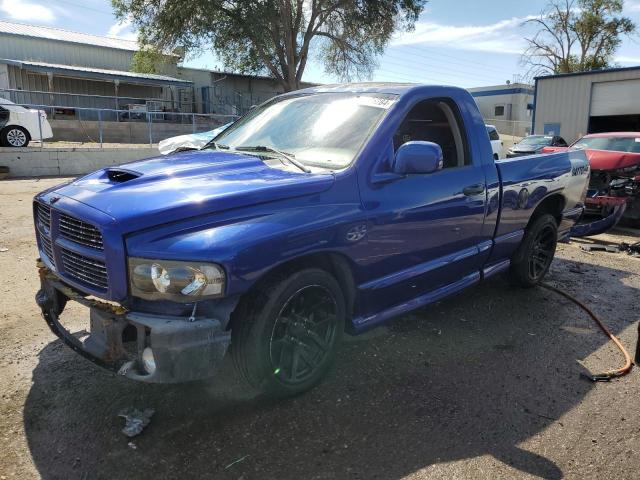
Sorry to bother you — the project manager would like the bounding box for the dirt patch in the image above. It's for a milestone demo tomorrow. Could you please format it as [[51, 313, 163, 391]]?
[[1, 178, 639, 479]]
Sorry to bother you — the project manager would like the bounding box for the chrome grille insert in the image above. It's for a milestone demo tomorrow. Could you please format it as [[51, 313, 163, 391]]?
[[59, 213, 104, 250], [60, 249, 108, 290]]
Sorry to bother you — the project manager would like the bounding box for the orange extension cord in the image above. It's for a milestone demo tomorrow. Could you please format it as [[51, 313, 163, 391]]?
[[539, 283, 633, 382]]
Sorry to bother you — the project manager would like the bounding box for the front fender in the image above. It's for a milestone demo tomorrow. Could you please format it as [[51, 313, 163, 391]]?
[[125, 195, 367, 298]]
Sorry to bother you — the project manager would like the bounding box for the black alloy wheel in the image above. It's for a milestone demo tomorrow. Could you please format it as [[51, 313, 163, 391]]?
[[269, 285, 338, 385], [528, 223, 556, 281], [509, 213, 558, 287], [232, 268, 345, 397]]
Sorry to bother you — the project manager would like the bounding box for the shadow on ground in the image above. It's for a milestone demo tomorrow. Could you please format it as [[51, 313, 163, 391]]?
[[23, 258, 638, 479]]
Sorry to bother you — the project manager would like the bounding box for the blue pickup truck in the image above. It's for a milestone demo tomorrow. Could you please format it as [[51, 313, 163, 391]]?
[[34, 83, 589, 397]]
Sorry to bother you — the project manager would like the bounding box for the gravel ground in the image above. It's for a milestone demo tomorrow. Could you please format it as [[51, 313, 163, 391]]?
[[1, 177, 639, 480]]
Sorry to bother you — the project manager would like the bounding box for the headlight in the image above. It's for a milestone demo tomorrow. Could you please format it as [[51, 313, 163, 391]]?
[[128, 257, 225, 301]]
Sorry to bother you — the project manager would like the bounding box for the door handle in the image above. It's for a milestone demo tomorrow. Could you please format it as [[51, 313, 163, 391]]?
[[462, 184, 486, 196]]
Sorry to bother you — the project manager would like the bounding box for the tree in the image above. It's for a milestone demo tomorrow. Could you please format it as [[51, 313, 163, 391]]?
[[130, 48, 175, 74], [522, 0, 635, 77], [113, 0, 426, 92]]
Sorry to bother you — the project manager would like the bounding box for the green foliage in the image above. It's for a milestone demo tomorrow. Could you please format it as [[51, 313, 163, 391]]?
[[523, 0, 636, 77], [131, 49, 166, 74], [112, 0, 426, 91]]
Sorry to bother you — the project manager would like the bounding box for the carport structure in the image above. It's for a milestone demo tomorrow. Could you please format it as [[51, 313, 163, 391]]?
[[0, 58, 193, 115], [532, 66, 640, 143]]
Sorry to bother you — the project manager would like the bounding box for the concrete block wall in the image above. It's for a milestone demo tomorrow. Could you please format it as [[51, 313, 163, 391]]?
[[0, 147, 159, 177], [48, 119, 224, 144]]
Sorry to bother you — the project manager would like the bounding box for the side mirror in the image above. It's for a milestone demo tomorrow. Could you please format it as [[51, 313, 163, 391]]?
[[394, 141, 444, 175]]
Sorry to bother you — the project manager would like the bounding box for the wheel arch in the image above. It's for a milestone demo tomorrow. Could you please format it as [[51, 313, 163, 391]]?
[[529, 193, 566, 227], [233, 251, 358, 327]]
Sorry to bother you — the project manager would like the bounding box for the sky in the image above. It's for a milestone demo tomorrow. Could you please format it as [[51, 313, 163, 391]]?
[[1, 0, 640, 88]]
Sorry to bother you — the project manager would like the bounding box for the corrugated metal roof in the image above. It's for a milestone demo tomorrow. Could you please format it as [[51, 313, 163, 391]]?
[[468, 83, 533, 92], [0, 20, 138, 51], [1, 59, 192, 86], [470, 87, 534, 98], [535, 65, 640, 81]]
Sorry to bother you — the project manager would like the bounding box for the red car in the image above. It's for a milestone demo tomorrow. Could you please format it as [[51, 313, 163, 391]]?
[[542, 132, 640, 226]]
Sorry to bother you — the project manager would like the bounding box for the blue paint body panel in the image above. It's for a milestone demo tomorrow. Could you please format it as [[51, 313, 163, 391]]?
[[34, 83, 590, 333]]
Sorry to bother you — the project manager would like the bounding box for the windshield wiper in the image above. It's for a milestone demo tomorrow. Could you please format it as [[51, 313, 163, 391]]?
[[235, 145, 310, 173], [201, 140, 230, 151]]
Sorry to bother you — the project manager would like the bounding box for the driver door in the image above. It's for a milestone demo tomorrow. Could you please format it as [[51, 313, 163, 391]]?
[[357, 98, 489, 317]]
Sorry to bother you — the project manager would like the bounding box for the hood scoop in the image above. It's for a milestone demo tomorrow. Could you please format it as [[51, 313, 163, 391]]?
[[106, 169, 140, 183]]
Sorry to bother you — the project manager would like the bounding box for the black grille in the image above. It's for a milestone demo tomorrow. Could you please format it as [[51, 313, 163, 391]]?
[[36, 203, 55, 266], [60, 249, 108, 290], [59, 214, 104, 250], [36, 203, 51, 233], [40, 234, 55, 266]]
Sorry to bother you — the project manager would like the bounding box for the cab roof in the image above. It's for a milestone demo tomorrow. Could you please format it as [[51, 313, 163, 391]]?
[[285, 82, 465, 97]]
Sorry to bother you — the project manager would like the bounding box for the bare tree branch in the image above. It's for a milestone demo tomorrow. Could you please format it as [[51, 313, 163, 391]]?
[[521, 0, 635, 77]]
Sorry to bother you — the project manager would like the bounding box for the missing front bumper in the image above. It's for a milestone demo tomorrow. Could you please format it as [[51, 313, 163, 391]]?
[[569, 197, 627, 238], [36, 263, 231, 383]]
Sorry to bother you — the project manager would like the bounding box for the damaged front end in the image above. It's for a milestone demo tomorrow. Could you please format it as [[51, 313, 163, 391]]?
[[36, 261, 231, 383], [571, 167, 640, 237]]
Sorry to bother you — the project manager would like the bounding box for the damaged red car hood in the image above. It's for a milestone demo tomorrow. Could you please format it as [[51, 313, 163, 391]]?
[[541, 146, 640, 171], [580, 149, 640, 171]]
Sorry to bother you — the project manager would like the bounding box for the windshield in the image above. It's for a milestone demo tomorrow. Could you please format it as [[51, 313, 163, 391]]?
[[519, 135, 553, 146], [211, 92, 398, 169], [572, 136, 640, 153]]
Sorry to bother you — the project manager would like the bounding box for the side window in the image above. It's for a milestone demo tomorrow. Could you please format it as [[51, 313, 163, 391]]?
[[393, 98, 470, 169], [494, 105, 505, 116], [0, 106, 8, 123], [488, 128, 500, 141]]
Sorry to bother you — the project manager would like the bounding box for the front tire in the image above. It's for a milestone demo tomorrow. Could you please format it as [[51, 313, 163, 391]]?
[[231, 268, 345, 398], [1, 126, 30, 147], [509, 213, 558, 287]]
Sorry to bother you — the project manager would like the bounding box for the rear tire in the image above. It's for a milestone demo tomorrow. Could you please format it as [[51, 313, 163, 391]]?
[[231, 268, 345, 398], [1, 126, 30, 147], [509, 214, 558, 287]]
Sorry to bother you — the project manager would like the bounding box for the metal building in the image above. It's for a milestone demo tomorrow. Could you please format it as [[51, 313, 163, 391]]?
[[532, 66, 640, 143], [0, 20, 193, 116], [468, 83, 534, 137], [0, 19, 315, 118]]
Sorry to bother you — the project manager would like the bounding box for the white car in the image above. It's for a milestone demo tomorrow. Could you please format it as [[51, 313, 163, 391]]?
[[486, 124, 503, 160], [0, 98, 53, 147]]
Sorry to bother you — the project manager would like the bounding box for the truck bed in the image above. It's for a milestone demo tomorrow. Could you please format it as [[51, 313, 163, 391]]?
[[494, 150, 588, 240]]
